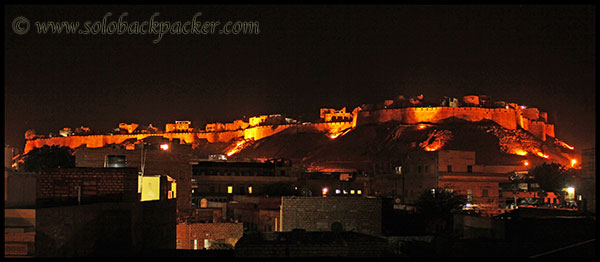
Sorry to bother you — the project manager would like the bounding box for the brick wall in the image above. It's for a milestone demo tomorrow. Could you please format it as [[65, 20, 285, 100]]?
[[37, 167, 139, 206], [75, 146, 194, 217], [176, 222, 243, 250], [280, 196, 382, 236]]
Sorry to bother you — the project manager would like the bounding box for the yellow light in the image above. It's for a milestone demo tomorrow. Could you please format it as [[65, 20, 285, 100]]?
[[139, 175, 161, 202], [248, 186, 253, 194], [567, 187, 575, 194], [417, 124, 426, 130], [571, 159, 577, 167], [514, 149, 528, 156], [227, 186, 233, 194], [524, 161, 529, 166], [357, 190, 362, 194], [425, 147, 437, 151], [160, 144, 169, 150]]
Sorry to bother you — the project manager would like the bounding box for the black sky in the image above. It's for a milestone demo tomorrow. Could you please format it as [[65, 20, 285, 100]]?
[[4, 5, 595, 152]]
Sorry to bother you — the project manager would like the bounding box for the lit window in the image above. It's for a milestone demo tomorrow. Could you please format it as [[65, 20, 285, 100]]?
[[322, 187, 328, 195], [350, 190, 355, 194], [248, 186, 253, 194], [357, 190, 362, 194], [227, 186, 233, 194], [335, 189, 341, 194], [343, 190, 348, 194]]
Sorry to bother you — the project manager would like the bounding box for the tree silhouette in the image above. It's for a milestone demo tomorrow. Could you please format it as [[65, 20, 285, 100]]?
[[529, 162, 573, 193], [22, 145, 75, 172], [415, 187, 466, 234]]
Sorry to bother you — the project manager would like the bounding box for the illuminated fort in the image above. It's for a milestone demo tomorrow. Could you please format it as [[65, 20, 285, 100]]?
[[23, 94, 577, 165]]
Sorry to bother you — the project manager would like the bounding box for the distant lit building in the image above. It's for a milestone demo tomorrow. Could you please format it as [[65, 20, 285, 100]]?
[[165, 121, 193, 132], [320, 107, 354, 122]]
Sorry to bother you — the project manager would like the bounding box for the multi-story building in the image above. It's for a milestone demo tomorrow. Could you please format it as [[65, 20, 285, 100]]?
[[74, 138, 194, 217], [576, 147, 595, 213], [5, 167, 176, 257], [190, 158, 295, 206], [5, 170, 37, 257], [5, 144, 19, 169], [373, 150, 527, 216]]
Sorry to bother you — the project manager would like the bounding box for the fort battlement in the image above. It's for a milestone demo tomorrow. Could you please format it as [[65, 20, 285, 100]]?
[[357, 106, 554, 141], [23, 121, 355, 153], [22, 95, 557, 154]]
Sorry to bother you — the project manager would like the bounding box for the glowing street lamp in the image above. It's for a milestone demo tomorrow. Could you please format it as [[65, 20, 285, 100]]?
[[160, 144, 169, 151]]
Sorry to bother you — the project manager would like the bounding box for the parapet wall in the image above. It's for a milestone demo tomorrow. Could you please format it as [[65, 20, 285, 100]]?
[[23, 105, 553, 153], [357, 106, 554, 141], [357, 107, 518, 130], [24, 122, 354, 154]]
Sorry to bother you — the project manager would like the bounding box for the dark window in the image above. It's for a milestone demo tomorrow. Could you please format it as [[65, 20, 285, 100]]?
[[418, 166, 422, 173], [447, 165, 453, 172], [105, 155, 126, 168], [482, 188, 488, 197], [467, 165, 473, 173]]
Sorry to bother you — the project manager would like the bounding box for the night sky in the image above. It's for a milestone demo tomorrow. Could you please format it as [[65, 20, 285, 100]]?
[[4, 5, 595, 152]]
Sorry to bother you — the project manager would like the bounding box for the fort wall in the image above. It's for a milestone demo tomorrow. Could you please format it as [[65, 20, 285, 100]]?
[[23, 106, 554, 153], [357, 106, 553, 140], [23, 122, 354, 154]]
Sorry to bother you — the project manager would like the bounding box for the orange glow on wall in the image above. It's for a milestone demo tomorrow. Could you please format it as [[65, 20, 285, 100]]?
[[557, 140, 575, 150], [535, 151, 549, 159], [417, 124, 427, 130], [524, 160, 529, 166], [226, 139, 252, 157], [570, 159, 577, 167], [513, 149, 528, 156], [419, 129, 452, 152], [424, 145, 441, 151]]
